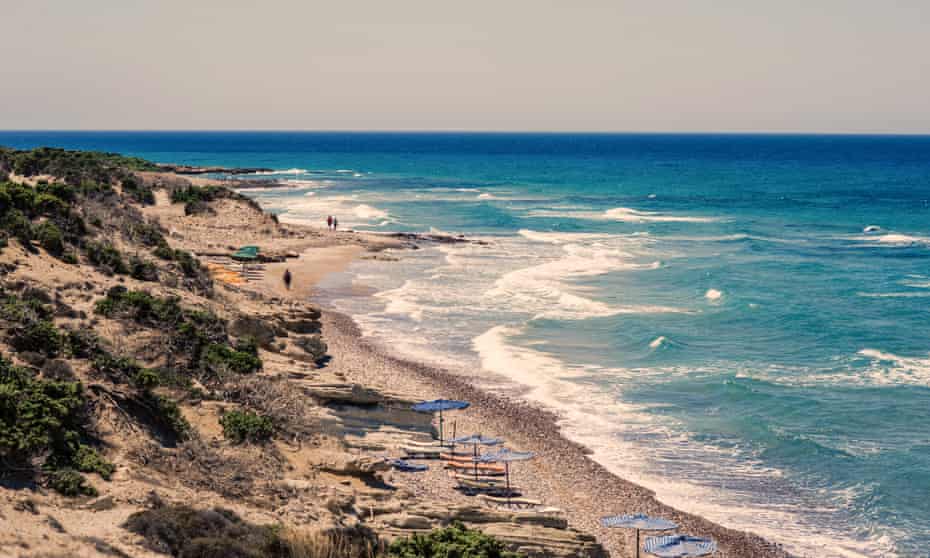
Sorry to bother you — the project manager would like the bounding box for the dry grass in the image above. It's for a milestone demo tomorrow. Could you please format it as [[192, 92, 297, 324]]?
[[224, 375, 319, 442], [281, 526, 384, 558]]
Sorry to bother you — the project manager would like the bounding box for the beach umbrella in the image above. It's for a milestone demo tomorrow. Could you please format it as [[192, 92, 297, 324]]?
[[477, 448, 535, 506], [411, 399, 470, 447], [450, 434, 503, 479], [600, 514, 677, 558], [643, 535, 716, 558]]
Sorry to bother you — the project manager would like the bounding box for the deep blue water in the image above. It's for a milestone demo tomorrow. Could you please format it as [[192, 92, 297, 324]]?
[[3, 131, 930, 556]]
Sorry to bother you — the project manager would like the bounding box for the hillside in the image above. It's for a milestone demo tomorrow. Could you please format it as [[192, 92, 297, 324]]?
[[0, 147, 608, 558]]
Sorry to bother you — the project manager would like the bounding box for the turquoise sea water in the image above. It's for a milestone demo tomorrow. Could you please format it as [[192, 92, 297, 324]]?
[[3, 132, 930, 556]]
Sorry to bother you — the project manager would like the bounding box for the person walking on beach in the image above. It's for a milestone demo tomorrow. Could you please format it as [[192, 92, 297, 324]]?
[[283, 268, 292, 290], [326, 215, 333, 230], [333, 217, 339, 231]]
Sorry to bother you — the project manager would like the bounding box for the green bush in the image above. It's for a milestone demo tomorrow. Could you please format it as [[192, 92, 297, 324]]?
[[388, 522, 522, 558], [0, 181, 37, 213], [129, 256, 159, 282], [9, 319, 63, 357], [34, 221, 65, 256], [0, 356, 87, 467], [35, 193, 68, 216], [1, 208, 34, 246], [47, 468, 97, 497], [94, 287, 183, 325], [171, 185, 225, 205], [126, 220, 166, 247], [37, 181, 77, 203], [123, 505, 287, 558], [202, 343, 262, 376], [66, 329, 104, 359], [0, 147, 158, 185], [121, 175, 155, 205], [72, 444, 116, 480], [153, 243, 203, 278], [234, 336, 259, 356], [143, 392, 190, 440], [92, 352, 160, 389], [84, 241, 128, 275], [220, 410, 274, 444]]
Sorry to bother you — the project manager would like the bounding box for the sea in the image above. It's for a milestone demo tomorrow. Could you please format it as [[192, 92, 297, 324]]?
[[3, 131, 930, 557]]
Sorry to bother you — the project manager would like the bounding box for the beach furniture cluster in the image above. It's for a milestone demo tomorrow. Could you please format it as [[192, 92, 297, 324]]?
[[600, 514, 716, 558], [408, 398, 717, 557], [403, 398, 561, 519]]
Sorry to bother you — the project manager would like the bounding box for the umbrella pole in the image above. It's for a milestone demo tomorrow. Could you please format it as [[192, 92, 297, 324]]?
[[473, 443, 479, 480], [635, 528, 640, 558], [505, 462, 511, 507], [438, 408, 444, 446]]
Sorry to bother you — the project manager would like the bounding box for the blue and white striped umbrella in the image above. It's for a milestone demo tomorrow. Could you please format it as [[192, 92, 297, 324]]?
[[600, 514, 677, 531], [450, 434, 504, 479], [643, 534, 716, 558], [476, 449, 535, 505], [600, 514, 677, 558]]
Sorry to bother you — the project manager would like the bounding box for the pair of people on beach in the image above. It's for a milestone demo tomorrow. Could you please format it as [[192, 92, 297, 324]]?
[[326, 215, 339, 231]]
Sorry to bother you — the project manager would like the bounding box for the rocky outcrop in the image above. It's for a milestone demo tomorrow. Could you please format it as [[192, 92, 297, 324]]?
[[369, 502, 606, 558], [155, 164, 273, 175], [302, 383, 382, 405], [228, 315, 281, 348], [313, 451, 391, 478], [294, 335, 328, 362]]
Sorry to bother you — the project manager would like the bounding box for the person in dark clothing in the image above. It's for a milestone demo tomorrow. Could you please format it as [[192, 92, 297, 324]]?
[[333, 217, 338, 231], [283, 269, 292, 290], [326, 215, 333, 230]]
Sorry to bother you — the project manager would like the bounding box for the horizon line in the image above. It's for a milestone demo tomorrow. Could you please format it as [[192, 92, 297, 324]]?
[[2, 129, 930, 138]]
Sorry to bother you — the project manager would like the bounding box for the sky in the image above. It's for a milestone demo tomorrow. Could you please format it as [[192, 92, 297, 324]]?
[[2, 0, 929, 133]]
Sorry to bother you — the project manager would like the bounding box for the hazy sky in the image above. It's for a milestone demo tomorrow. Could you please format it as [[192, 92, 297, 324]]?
[[2, 0, 929, 132]]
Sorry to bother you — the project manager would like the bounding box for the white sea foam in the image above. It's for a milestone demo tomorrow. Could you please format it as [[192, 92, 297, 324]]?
[[851, 232, 930, 246], [486, 239, 667, 320], [705, 288, 723, 301], [863, 225, 882, 233], [744, 350, 930, 389], [251, 168, 308, 175], [602, 207, 718, 223], [260, 193, 394, 228], [284, 179, 329, 188], [518, 229, 611, 244], [875, 233, 930, 245], [857, 292, 930, 298], [649, 336, 668, 349], [352, 204, 389, 220], [379, 287, 425, 321], [855, 349, 930, 387], [526, 207, 717, 223], [901, 278, 930, 289], [477, 193, 495, 199]]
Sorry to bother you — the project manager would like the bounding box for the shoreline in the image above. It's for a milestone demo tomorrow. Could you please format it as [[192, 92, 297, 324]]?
[[313, 296, 792, 557]]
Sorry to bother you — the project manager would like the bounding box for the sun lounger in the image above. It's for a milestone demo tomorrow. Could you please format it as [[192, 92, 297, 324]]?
[[439, 451, 482, 460], [454, 477, 521, 497], [404, 439, 449, 448], [443, 461, 506, 475], [391, 459, 428, 472], [477, 494, 562, 512], [403, 445, 470, 459]]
